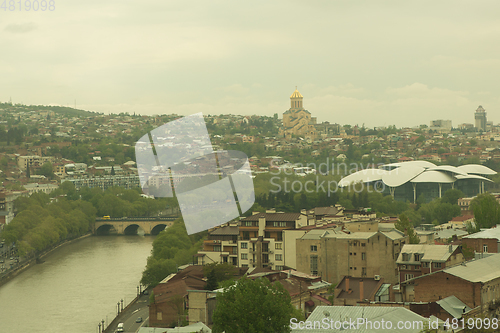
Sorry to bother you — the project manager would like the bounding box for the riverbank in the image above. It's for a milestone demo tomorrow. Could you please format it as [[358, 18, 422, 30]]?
[[0, 232, 93, 288]]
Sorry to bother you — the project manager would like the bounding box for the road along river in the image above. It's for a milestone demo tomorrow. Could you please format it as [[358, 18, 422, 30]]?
[[0, 235, 154, 333]]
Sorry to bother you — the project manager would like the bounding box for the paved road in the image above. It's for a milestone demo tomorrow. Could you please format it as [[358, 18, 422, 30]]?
[[106, 293, 150, 333], [0, 242, 20, 273]]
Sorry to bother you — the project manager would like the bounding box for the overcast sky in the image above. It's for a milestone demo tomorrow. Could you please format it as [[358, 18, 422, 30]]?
[[1, 1, 500, 127]]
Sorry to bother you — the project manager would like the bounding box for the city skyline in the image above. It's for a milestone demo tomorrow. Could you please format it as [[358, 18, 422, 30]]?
[[1, 1, 500, 127]]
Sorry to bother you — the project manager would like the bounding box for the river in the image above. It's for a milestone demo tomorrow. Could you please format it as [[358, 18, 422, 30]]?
[[0, 235, 154, 333]]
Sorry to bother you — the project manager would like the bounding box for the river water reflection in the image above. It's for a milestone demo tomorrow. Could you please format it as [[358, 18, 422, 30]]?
[[0, 235, 154, 333]]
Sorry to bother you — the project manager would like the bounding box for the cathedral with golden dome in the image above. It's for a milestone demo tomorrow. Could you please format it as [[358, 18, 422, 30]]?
[[280, 88, 317, 140]]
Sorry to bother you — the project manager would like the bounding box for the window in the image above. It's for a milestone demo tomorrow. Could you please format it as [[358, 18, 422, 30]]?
[[434, 262, 441, 269], [242, 231, 250, 240], [414, 254, 420, 262], [241, 242, 248, 249], [273, 222, 279, 227], [265, 231, 271, 238], [275, 265, 283, 271], [422, 262, 429, 268], [214, 245, 221, 252], [361, 243, 366, 247], [310, 245, 317, 252], [404, 274, 414, 281], [353, 241, 358, 246], [362, 253, 366, 260], [275, 243, 282, 250], [402, 253, 410, 261], [280, 222, 287, 227], [275, 254, 282, 261], [242, 264, 248, 267], [484, 244, 488, 253], [277, 232, 283, 241], [362, 267, 367, 276], [241, 253, 248, 260], [310, 255, 318, 275]]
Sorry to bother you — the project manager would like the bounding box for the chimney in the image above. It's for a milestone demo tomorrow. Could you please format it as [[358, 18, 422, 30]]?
[[449, 244, 453, 253], [346, 276, 350, 291], [359, 279, 364, 302]]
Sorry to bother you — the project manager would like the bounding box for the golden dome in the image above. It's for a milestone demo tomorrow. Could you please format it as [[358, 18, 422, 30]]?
[[290, 89, 303, 98]]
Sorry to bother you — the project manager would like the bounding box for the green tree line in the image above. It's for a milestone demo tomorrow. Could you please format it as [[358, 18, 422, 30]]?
[[140, 218, 206, 288], [1, 183, 172, 257]]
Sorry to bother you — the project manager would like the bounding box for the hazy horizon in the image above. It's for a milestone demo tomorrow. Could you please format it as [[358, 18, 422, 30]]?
[[2, 1, 499, 127]]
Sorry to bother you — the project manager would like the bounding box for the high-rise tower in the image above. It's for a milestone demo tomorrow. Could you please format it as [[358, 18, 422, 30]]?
[[474, 105, 487, 131]]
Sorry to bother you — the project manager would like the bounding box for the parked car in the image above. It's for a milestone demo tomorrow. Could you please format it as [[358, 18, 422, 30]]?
[[136, 317, 142, 323]]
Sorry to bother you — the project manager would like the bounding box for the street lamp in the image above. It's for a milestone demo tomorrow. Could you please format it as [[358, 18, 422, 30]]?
[[137, 285, 139, 296], [98, 322, 101, 333], [117, 302, 120, 315], [121, 299, 123, 311], [101, 319, 104, 331]]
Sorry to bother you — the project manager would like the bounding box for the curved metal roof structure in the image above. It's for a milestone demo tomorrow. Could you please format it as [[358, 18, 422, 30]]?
[[380, 160, 436, 170], [455, 174, 494, 182], [338, 169, 388, 187], [339, 161, 496, 188], [382, 166, 425, 187], [457, 164, 496, 175], [427, 165, 468, 176], [410, 170, 456, 183]]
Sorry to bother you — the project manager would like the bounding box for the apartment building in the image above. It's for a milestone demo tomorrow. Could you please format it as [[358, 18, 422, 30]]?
[[238, 212, 307, 270], [195, 224, 239, 266], [63, 175, 140, 191], [0, 190, 27, 227], [396, 244, 464, 283], [296, 229, 407, 285], [17, 155, 54, 171]]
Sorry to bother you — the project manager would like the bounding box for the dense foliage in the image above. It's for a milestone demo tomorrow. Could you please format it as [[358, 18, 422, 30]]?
[[140, 218, 205, 288], [1, 193, 96, 256], [470, 193, 500, 232], [212, 276, 296, 333], [1, 183, 171, 257]]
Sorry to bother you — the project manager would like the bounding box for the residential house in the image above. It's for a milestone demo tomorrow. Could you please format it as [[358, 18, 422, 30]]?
[[462, 225, 500, 254], [396, 244, 464, 283], [399, 253, 500, 314], [296, 229, 407, 285]]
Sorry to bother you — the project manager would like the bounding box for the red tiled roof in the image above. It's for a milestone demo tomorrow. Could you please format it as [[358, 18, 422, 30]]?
[[451, 215, 474, 222]]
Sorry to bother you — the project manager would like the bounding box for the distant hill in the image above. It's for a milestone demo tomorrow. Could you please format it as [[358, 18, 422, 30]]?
[[0, 102, 101, 118]]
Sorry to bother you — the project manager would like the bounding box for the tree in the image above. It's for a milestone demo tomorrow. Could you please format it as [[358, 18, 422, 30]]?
[[212, 276, 295, 333], [203, 262, 236, 284], [40, 162, 54, 179], [205, 269, 218, 291], [395, 214, 420, 244], [470, 193, 500, 231], [140, 257, 177, 288]]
